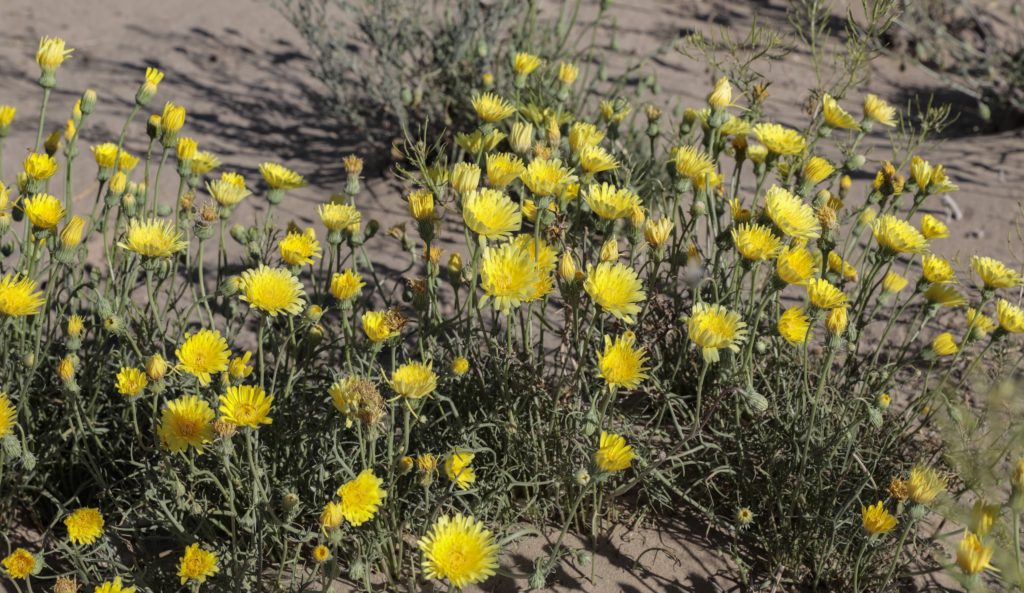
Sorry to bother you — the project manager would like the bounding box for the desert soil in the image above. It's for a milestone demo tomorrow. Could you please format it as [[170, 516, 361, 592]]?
[[2, 0, 1021, 590]]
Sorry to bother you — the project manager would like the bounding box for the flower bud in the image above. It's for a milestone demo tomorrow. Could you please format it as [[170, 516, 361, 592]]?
[[146, 353, 168, 381], [80, 89, 97, 115]]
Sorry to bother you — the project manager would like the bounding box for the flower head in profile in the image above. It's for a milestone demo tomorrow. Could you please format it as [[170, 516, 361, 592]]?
[[921, 254, 956, 285], [23, 192, 65, 230], [802, 156, 835, 185], [176, 329, 231, 386], [966, 307, 998, 338], [0, 105, 14, 129], [462, 189, 521, 240], [931, 332, 959, 357], [419, 513, 499, 589], [470, 92, 516, 123], [65, 508, 104, 545], [872, 215, 928, 255], [390, 362, 437, 399], [207, 173, 251, 206], [158, 395, 215, 453], [178, 543, 219, 585], [219, 385, 273, 428], [997, 299, 1024, 333], [115, 367, 148, 397], [584, 262, 646, 324], [330, 269, 364, 302], [882, 271, 909, 294], [520, 158, 576, 197], [512, 234, 557, 301], [822, 94, 859, 130], [972, 256, 1021, 290], [919, 214, 949, 239], [753, 123, 806, 155], [827, 252, 858, 282], [775, 245, 816, 286], [688, 302, 747, 363], [673, 145, 720, 189], [778, 307, 812, 345], [732, 223, 782, 261], [37, 36, 73, 74], [479, 241, 540, 314], [319, 202, 361, 231], [578, 145, 619, 174], [863, 94, 896, 127], [94, 577, 136, 593], [445, 450, 477, 490], [861, 501, 897, 534], [598, 332, 649, 390], [807, 278, 847, 310], [362, 310, 402, 342], [320, 501, 344, 531], [23, 152, 59, 181], [923, 284, 966, 308], [279, 229, 321, 266], [595, 431, 634, 472], [259, 162, 306, 190], [2, 548, 37, 580], [0, 274, 45, 317], [558, 61, 579, 85], [513, 51, 542, 75], [584, 183, 640, 221], [483, 153, 524, 188], [0, 394, 17, 439], [118, 218, 188, 257], [644, 218, 673, 249], [160, 101, 186, 133], [764, 186, 820, 240], [239, 265, 306, 317], [336, 469, 387, 526], [92, 143, 119, 168], [568, 122, 605, 154], [956, 532, 993, 576], [907, 465, 946, 504]]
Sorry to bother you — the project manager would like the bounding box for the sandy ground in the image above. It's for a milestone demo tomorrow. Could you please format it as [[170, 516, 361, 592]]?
[[2, 0, 1022, 590]]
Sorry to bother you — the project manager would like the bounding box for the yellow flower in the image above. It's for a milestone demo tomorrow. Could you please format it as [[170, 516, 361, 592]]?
[[228, 352, 254, 381], [882, 271, 909, 294], [827, 252, 858, 282], [0, 274, 45, 317], [279, 229, 321, 266], [600, 98, 631, 123], [520, 158, 577, 197], [921, 254, 956, 285], [67, 315, 85, 337], [37, 36, 73, 73], [863, 94, 896, 127], [907, 465, 946, 504], [928, 164, 958, 193], [861, 501, 897, 534], [362, 310, 401, 342], [407, 189, 436, 222], [115, 367, 147, 397], [970, 501, 999, 537], [598, 332, 649, 390], [479, 241, 540, 314], [513, 51, 542, 75], [158, 395, 215, 453], [775, 245, 816, 286], [238, 265, 306, 316], [117, 151, 140, 172], [329, 376, 383, 427], [93, 577, 136, 593], [673, 145, 719, 188], [259, 162, 306, 190], [65, 508, 104, 545], [826, 306, 848, 335], [59, 215, 86, 248], [320, 501, 344, 531], [463, 188, 521, 240], [92, 143, 119, 168], [336, 469, 387, 526], [452, 357, 470, 376], [966, 307, 998, 337], [219, 385, 273, 428], [330, 269, 364, 301], [206, 173, 251, 207], [822, 94, 859, 130], [558, 61, 579, 85], [23, 192, 65, 230], [176, 329, 231, 386], [58, 356, 75, 382], [732, 223, 781, 261], [924, 284, 966, 308], [753, 122, 806, 155], [997, 299, 1024, 333], [920, 214, 949, 239], [931, 332, 959, 356], [117, 218, 188, 257], [778, 306, 812, 345], [578, 145, 618, 174], [707, 77, 732, 109], [0, 394, 16, 439], [688, 302, 747, 363], [643, 218, 673, 249], [956, 532, 993, 576], [802, 156, 835, 185], [312, 545, 331, 563], [470, 92, 516, 123], [390, 362, 437, 399], [872, 215, 928, 255], [419, 513, 499, 589], [807, 278, 847, 310], [512, 234, 557, 301], [568, 122, 605, 154], [595, 431, 634, 472], [584, 262, 646, 324], [972, 256, 1021, 290], [178, 543, 219, 585], [0, 105, 15, 129], [318, 202, 361, 232], [764, 186, 820, 240], [161, 101, 187, 133], [2, 548, 37, 580], [584, 183, 637, 221], [23, 152, 58, 181], [445, 450, 477, 490]]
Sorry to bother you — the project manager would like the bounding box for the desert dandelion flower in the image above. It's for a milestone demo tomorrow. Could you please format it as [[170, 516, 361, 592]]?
[[673, 145, 719, 188], [118, 218, 188, 258], [362, 310, 401, 342], [882, 271, 909, 294], [23, 152, 59, 181], [419, 513, 499, 589], [598, 332, 649, 390], [445, 450, 477, 490], [176, 329, 231, 386], [312, 545, 331, 563], [807, 278, 847, 310], [688, 302, 747, 363], [956, 532, 993, 576], [972, 256, 1022, 290], [578, 144, 619, 174], [0, 394, 17, 439], [319, 202, 361, 232], [207, 173, 251, 207], [259, 162, 306, 190], [239, 265, 306, 316], [997, 299, 1024, 333], [479, 241, 540, 314], [921, 254, 956, 285], [764, 186, 820, 240], [584, 262, 645, 324], [336, 469, 387, 526], [452, 357, 470, 376], [923, 284, 966, 308], [219, 385, 273, 428], [178, 544, 219, 585], [23, 192, 65, 230], [471, 92, 516, 123], [279, 229, 322, 266], [931, 333, 959, 356], [863, 94, 897, 127], [390, 362, 437, 399], [115, 367, 148, 397], [822, 94, 859, 130], [778, 307, 812, 345], [732, 223, 782, 261], [802, 156, 835, 185], [158, 395, 215, 453], [0, 274, 45, 317], [513, 51, 542, 75], [775, 245, 816, 285], [861, 501, 897, 535], [462, 189, 521, 240], [568, 122, 604, 154], [2, 548, 37, 580], [37, 35, 73, 77], [907, 465, 946, 504], [920, 214, 949, 239], [330, 269, 364, 302], [595, 431, 635, 472], [520, 158, 576, 198], [485, 153, 525, 187], [873, 215, 928, 255], [753, 122, 806, 155], [584, 183, 639, 221], [65, 508, 104, 545], [94, 577, 136, 593]]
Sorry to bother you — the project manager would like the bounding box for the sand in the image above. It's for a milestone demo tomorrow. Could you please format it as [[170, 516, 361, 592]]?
[[1, 0, 1021, 590]]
